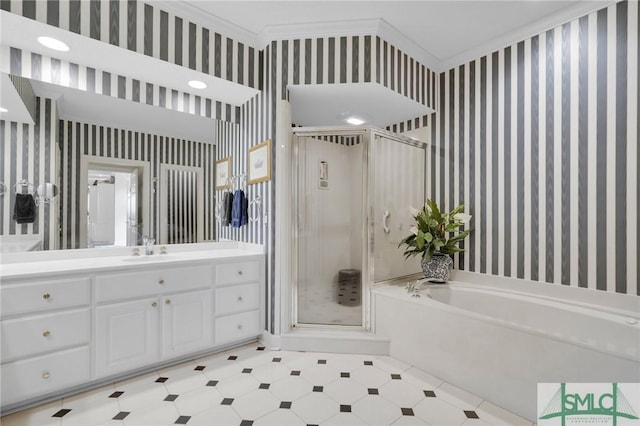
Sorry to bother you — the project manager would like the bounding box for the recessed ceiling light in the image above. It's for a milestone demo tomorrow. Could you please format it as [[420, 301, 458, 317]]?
[[0, 107, 7, 113], [37, 36, 70, 52], [346, 116, 365, 125], [188, 80, 207, 89]]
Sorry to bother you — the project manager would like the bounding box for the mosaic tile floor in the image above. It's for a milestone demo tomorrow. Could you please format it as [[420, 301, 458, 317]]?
[[1, 343, 533, 426]]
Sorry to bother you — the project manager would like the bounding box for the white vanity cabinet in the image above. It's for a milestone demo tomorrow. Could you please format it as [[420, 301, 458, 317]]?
[[0, 244, 264, 412]]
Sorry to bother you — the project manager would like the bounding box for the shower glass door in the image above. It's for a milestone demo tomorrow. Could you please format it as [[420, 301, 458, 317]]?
[[295, 132, 365, 326]]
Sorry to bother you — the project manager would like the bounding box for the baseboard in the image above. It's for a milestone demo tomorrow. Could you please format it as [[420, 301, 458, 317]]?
[[259, 330, 282, 350]]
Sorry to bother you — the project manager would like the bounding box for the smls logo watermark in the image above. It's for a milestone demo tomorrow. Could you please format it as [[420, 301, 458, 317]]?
[[538, 383, 640, 425]]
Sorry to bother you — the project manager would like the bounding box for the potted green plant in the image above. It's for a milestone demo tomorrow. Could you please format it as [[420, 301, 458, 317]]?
[[399, 199, 472, 282]]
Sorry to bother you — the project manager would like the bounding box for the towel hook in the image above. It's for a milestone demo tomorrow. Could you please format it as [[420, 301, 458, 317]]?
[[12, 179, 35, 195]]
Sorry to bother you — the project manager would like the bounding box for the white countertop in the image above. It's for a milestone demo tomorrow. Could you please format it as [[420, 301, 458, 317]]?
[[0, 242, 264, 281]]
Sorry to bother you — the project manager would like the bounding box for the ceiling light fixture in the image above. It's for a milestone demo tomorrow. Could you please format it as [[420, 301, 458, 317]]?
[[0, 107, 8, 113], [346, 116, 365, 126], [188, 80, 207, 89], [37, 36, 70, 52]]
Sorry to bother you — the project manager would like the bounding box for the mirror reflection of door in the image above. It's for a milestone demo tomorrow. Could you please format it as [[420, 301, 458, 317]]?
[[159, 164, 204, 245], [87, 167, 140, 247]]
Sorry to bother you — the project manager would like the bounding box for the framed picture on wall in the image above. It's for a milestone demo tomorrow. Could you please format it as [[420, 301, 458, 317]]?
[[215, 157, 231, 189], [248, 139, 271, 184]]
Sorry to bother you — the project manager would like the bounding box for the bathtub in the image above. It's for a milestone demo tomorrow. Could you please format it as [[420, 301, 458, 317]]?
[[372, 275, 640, 422]]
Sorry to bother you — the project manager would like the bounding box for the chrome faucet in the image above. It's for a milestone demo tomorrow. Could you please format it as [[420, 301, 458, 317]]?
[[142, 235, 155, 255]]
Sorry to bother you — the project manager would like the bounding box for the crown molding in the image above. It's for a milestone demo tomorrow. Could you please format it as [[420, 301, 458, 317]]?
[[439, 0, 618, 71], [150, 1, 259, 47], [375, 19, 443, 73]]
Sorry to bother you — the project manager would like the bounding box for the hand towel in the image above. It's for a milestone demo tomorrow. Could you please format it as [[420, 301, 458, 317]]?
[[13, 193, 36, 224]]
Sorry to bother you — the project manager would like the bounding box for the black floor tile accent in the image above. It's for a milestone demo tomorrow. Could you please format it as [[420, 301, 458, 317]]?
[[280, 401, 292, 409], [340, 372, 350, 378], [240, 421, 253, 426], [390, 374, 401, 380], [259, 383, 271, 389], [368, 388, 379, 395], [364, 361, 373, 366], [228, 355, 238, 360], [306, 424, 319, 426], [109, 391, 124, 398], [340, 405, 351, 413], [272, 357, 282, 362], [113, 411, 130, 420], [313, 386, 323, 392], [464, 410, 480, 419], [423, 390, 436, 397], [194, 365, 206, 371], [164, 394, 179, 401], [175, 415, 191, 424], [221, 398, 234, 405], [257, 347, 265, 351], [242, 368, 253, 373], [317, 359, 327, 364], [401, 408, 415, 416], [207, 380, 219, 387], [156, 377, 169, 383], [291, 370, 301, 376], [52, 409, 71, 418]]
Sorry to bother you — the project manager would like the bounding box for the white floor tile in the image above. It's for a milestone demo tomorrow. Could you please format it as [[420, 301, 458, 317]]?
[[156, 359, 199, 377], [475, 400, 532, 425], [0, 400, 63, 426], [121, 402, 180, 425], [250, 363, 291, 383], [373, 356, 412, 374], [403, 366, 444, 390], [379, 379, 425, 408], [324, 379, 369, 405], [200, 359, 245, 381], [173, 386, 223, 416], [184, 405, 241, 426], [351, 365, 393, 388], [162, 371, 210, 395], [253, 408, 306, 425], [116, 385, 168, 413], [114, 371, 160, 390], [392, 414, 429, 425], [60, 388, 120, 426], [297, 364, 341, 386], [435, 382, 483, 410], [413, 397, 468, 426], [267, 376, 313, 401], [232, 388, 280, 420], [215, 373, 261, 398], [352, 395, 402, 425], [280, 353, 318, 370], [290, 391, 339, 424], [328, 353, 373, 372], [324, 412, 369, 425]]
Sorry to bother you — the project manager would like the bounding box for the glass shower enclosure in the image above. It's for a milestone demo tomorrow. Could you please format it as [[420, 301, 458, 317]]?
[[292, 127, 427, 329]]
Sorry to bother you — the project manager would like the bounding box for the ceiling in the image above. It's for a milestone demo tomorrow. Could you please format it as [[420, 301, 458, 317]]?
[[169, 0, 613, 71]]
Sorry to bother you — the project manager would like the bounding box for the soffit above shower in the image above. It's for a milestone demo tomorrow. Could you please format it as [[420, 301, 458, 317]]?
[[288, 83, 433, 127], [170, 0, 614, 72]]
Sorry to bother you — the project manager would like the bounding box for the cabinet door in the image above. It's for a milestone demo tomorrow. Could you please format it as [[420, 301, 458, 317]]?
[[95, 298, 160, 378], [162, 289, 213, 359]]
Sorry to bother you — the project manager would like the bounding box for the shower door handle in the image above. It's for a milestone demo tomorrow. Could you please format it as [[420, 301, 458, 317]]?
[[382, 210, 390, 234]]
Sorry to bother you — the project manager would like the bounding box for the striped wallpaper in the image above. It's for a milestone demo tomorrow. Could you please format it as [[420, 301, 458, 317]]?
[[3, 46, 241, 123], [0, 0, 260, 89], [427, 1, 638, 295], [0, 98, 60, 250], [59, 117, 216, 249]]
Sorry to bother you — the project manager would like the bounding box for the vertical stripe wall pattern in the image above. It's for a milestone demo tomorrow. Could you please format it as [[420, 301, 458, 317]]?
[[59, 118, 215, 249], [3, 46, 241, 124], [428, 1, 638, 295], [0, 98, 59, 249], [0, 0, 259, 89]]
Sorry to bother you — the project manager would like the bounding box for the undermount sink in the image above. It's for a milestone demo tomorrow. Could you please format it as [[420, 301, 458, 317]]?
[[121, 254, 182, 262]]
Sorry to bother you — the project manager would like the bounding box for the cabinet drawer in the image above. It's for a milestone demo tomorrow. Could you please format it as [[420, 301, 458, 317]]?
[[1, 346, 90, 406], [215, 261, 260, 285], [215, 283, 260, 316], [0, 277, 90, 318], [95, 265, 213, 302], [215, 310, 261, 346], [1, 309, 90, 363]]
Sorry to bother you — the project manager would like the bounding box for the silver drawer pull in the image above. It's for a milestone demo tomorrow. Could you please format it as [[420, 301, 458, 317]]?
[[42, 372, 50, 379], [165, 299, 171, 305], [43, 293, 51, 300], [237, 270, 243, 276], [237, 324, 243, 330], [158, 279, 165, 285], [152, 302, 158, 307], [42, 331, 51, 337], [237, 296, 243, 302]]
